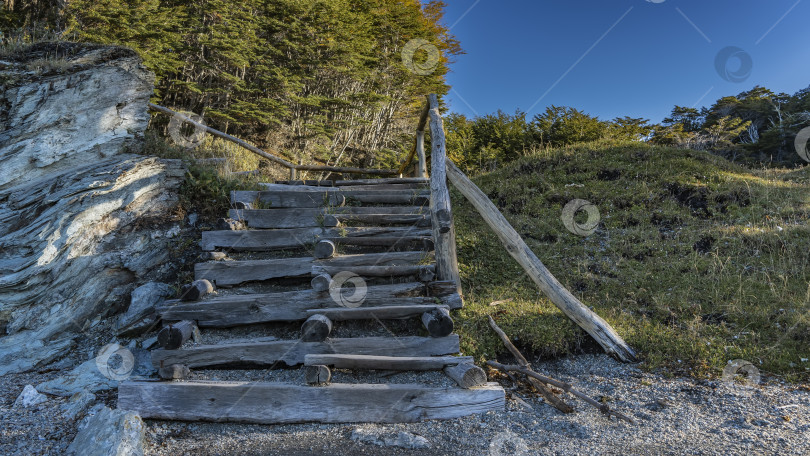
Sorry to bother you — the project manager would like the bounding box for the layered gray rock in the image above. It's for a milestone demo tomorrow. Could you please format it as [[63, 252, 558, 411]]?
[[115, 282, 173, 336], [0, 43, 185, 375], [67, 405, 145, 456]]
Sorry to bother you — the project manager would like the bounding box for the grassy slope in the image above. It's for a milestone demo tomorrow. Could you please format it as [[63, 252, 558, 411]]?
[[452, 141, 810, 382]]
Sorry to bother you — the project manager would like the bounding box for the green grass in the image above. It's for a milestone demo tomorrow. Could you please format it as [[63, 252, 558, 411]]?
[[452, 141, 810, 382]]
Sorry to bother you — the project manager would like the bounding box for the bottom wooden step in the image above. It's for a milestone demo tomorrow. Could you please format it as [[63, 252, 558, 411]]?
[[118, 381, 504, 424]]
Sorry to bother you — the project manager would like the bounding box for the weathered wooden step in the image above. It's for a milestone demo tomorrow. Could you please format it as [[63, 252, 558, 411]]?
[[195, 251, 430, 286], [312, 263, 435, 280], [157, 282, 462, 327], [201, 227, 432, 252], [304, 354, 472, 370], [229, 206, 427, 229], [118, 381, 504, 424], [150, 335, 461, 369], [333, 213, 430, 226], [232, 189, 429, 208], [274, 177, 429, 187], [306, 305, 447, 321], [324, 236, 433, 250]]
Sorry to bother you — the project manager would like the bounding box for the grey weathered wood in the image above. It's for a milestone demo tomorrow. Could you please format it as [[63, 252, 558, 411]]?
[[201, 227, 431, 252], [305, 365, 331, 384], [118, 380, 505, 423], [304, 354, 472, 371], [305, 305, 448, 321], [416, 130, 427, 178], [446, 160, 637, 363], [323, 236, 434, 250], [333, 213, 431, 226], [158, 364, 190, 380], [310, 272, 332, 292], [150, 335, 461, 369], [233, 189, 428, 208], [301, 314, 332, 342], [157, 320, 197, 350], [443, 363, 487, 389], [333, 178, 429, 186], [313, 240, 336, 259], [427, 94, 461, 296], [421, 307, 453, 338], [312, 264, 435, 279], [195, 251, 427, 286], [229, 207, 426, 229], [157, 282, 462, 327], [179, 279, 214, 301]]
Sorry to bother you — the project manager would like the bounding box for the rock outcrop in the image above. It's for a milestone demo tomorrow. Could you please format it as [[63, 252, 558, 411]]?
[[0, 42, 186, 375]]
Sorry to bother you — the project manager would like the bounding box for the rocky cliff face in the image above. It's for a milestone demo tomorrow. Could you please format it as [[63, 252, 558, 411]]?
[[0, 43, 185, 375]]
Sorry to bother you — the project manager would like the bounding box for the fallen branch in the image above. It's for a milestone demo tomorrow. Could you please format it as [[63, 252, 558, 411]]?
[[487, 315, 573, 413], [486, 361, 635, 424]]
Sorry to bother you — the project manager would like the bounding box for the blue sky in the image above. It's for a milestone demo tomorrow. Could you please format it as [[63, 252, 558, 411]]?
[[440, 0, 810, 123]]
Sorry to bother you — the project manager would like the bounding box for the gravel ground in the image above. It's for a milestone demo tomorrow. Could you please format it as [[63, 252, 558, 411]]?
[[3, 354, 808, 456]]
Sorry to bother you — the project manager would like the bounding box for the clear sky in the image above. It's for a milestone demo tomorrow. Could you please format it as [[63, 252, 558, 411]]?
[[440, 0, 810, 123]]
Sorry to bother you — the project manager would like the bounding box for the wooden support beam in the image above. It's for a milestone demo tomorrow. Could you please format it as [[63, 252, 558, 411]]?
[[323, 236, 433, 251], [426, 94, 462, 296], [444, 363, 487, 389], [232, 189, 429, 209], [118, 381, 505, 424], [157, 320, 198, 350], [150, 335, 462, 369], [300, 314, 333, 342], [179, 280, 214, 301], [305, 305, 448, 321], [446, 161, 637, 363], [304, 354, 473, 371], [313, 240, 336, 259], [421, 307, 454, 338], [229, 207, 427, 229], [305, 365, 332, 385], [333, 213, 431, 226], [311, 264, 435, 279], [201, 227, 431, 252], [310, 272, 332, 293], [157, 282, 463, 327]]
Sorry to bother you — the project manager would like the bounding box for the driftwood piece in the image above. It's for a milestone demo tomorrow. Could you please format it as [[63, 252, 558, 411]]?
[[179, 280, 214, 301], [150, 335, 461, 369], [447, 161, 636, 363], [301, 314, 333, 342], [486, 361, 635, 424], [157, 320, 198, 350], [444, 363, 487, 389], [303, 354, 473, 371], [487, 315, 573, 413], [118, 380, 505, 423], [421, 307, 454, 338], [158, 364, 190, 380], [314, 240, 336, 259], [305, 365, 332, 384]]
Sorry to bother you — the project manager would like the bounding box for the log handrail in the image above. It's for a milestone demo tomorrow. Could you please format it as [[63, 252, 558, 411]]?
[[444, 160, 637, 362], [425, 94, 461, 295], [397, 100, 431, 177], [148, 103, 399, 178]]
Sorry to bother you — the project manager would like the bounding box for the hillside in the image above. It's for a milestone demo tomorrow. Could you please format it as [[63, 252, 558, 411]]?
[[451, 141, 810, 381]]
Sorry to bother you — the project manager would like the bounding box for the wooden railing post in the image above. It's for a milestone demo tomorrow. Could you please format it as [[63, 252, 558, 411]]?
[[426, 94, 461, 295], [415, 130, 427, 178]]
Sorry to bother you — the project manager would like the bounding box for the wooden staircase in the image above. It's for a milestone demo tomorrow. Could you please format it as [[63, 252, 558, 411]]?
[[118, 178, 505, 424]]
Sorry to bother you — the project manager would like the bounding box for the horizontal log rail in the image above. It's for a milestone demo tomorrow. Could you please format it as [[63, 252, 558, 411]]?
[[148, 103, 399, 178]]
